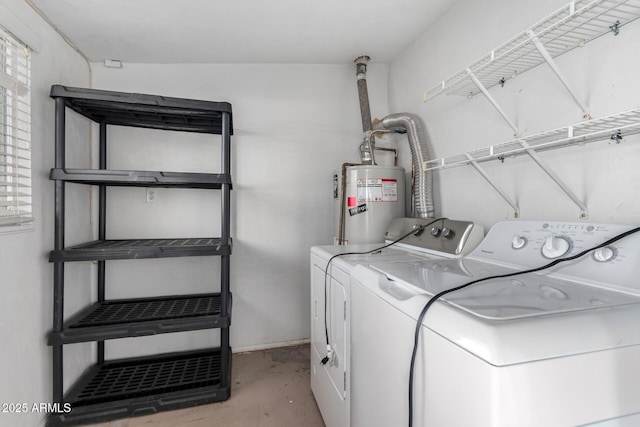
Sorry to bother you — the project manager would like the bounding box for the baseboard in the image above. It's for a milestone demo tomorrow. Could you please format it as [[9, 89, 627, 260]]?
[[233, 338, 310, 354]]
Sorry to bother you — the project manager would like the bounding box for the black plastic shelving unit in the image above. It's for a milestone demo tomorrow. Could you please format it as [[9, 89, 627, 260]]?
[[47, 85, 233, 426]]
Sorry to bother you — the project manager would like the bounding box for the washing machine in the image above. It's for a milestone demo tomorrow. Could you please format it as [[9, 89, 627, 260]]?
[[350, 220, 640, 427], [310, 218, 484, 427]]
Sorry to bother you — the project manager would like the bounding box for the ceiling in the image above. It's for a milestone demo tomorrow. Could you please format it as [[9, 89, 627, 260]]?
[[28, 0, 459, 64]]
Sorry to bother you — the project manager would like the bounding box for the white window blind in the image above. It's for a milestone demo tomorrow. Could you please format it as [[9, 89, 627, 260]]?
[[0, 26, 31, 228]]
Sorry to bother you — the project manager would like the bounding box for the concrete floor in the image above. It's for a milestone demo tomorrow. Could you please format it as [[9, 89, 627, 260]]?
[[91, 344, 325, 427]]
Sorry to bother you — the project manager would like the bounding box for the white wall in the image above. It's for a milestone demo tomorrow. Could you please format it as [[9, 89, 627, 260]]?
[[8, 1, 639, 424], [90, 63, 390, 357], [388, 0, 640, 230], [0, 1, 90, 426]]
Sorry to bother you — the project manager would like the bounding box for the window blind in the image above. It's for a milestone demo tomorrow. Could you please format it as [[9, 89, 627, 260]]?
[[0, 26, 31, 228]]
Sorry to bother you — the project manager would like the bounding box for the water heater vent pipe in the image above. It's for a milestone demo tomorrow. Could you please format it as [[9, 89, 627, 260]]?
[[352, 55, 435, 219], [354, 56, 376, 164], [355, 55, 373, 134], [374, 113, 435, 219]]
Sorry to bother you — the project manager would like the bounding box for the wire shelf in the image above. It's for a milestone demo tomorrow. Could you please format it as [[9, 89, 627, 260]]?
[[424, 107, 640, 171], [424, 0, 640, 100]]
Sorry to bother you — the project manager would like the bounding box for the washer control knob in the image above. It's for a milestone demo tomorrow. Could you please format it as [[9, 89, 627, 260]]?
[[430, 227, 442, 237], [512, 235, 527, 249], [541, 235, 571, 259], [593, 246, 615, 262], [441, 227, 454, 239]]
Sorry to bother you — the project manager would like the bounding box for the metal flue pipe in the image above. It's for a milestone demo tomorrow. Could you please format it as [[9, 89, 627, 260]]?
[[354, 56, 376, 164], [352, 56, 435, 218], [354, 55, 373, 134], [374, 113, 435, 219]]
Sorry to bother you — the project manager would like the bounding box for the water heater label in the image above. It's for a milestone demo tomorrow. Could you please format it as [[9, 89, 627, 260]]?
[[357, 178, 398, 202], [349, 204, 368, 216]]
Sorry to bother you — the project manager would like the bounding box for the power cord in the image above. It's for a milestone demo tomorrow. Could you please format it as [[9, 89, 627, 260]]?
[[320, 218, 447, 366], [407, 224, 640, 427]]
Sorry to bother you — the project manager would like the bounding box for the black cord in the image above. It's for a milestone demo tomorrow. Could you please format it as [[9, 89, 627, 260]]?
[[407, 225, 640, 427], [320, 218, 447, 365]]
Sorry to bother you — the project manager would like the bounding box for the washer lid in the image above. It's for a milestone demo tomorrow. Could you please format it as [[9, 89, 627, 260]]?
[[366, 259, 640, 365], [370, 257, 507, 301], [371, 258, 640, 320], [446, 274, 640, 320]]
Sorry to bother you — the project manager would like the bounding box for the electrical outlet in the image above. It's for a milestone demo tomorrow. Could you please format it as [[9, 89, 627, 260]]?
[[146, 188, 157, 203]]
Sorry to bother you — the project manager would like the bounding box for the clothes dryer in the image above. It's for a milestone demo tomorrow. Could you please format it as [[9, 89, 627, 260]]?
[[310, 218, 483, 427]]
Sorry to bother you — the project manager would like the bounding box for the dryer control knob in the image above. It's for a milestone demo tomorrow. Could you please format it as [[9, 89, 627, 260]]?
[[441, 228, 454, 239], [512, 235, 527, 249], [430, 227, 442, 237], [593, 246, 615, 262], [542, 236, 571, 259]]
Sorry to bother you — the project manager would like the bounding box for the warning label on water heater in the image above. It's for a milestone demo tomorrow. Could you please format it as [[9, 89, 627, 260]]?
[[349, 204, 368, 216], [357, 178, 398, 202]]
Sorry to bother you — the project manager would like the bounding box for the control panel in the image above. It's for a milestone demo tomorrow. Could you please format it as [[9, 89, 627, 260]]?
[[384, 218, 484, 258], [468, 221, 640, 294]]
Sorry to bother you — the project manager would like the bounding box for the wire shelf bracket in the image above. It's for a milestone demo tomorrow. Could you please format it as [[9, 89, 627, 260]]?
[[466, 68, 520, 136], [465, 153, 521, 218], [424, 107, 640, 218], [527, 29, 591, 119], [520, 140, 589, 218]]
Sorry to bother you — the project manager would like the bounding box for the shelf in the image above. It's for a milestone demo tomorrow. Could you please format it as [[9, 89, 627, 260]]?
[[49, 85, 233, 423], [50, 168, 232, 189], [49, 238, 232, 262], [423, 107, 640, 218], [50, 85, 233, 134], [419, 1, 640, 218], [46, 348, 231, 427], [48, 293, 232, 345], [424, 107, 640, 170], [424, 0, 640, 102]]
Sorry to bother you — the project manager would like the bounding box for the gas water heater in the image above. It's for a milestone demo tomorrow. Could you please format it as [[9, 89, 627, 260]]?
[[333, 55, 433, 244], [334, 165, 405, 244]]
